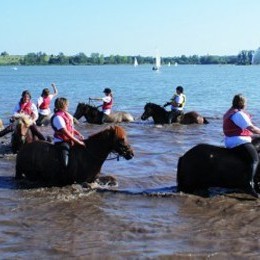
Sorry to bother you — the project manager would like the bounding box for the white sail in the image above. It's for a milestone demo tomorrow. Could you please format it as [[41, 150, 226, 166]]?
[[155, 54, 161, 68], [134, 57, 138, 67]]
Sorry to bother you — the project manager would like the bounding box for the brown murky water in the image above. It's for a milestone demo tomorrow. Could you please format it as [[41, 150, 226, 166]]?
[[0, 118, 259, 259]]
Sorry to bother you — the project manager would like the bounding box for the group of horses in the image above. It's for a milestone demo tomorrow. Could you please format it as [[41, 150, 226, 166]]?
[[1, 102, 259, 198]]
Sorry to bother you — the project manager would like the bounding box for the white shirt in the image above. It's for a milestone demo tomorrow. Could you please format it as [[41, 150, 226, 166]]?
[[13, 102, 39, 122], [52, 113, 74, 143], [37, 94, 55, 116], [171, 94, 185, 111], [102, 96, 112, 115], [224, 110, 252, 148]]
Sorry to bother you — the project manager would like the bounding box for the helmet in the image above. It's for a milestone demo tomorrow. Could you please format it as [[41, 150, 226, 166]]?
[[103, 88, 112, 94]]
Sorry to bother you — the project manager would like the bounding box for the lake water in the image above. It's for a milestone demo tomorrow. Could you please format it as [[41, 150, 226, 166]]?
[[0, 65, 259, 258]]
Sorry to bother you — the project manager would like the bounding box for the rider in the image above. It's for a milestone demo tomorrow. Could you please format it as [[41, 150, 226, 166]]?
[[36, 83, 58, 126], [164, 86, 186, 123], [223, 94, 260, 197], [90, 88, 113, 115], [0, 90, 45, 140], [51, 97, 85, 170]]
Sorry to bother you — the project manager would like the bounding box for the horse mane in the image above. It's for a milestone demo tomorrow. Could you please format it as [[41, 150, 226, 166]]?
[[13, 113, 33, 127], [84, 103, 99, 111], [146, 102, 166, 112], [85, 125, 126, 143]]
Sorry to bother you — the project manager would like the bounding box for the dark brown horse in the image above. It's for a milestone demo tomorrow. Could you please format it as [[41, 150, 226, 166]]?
[[15, 126, 134, 186], [141, 102, 209, 125], [11, 114, 37, 153], [73, 103, 134, 124], [177, 137, 260, 197]]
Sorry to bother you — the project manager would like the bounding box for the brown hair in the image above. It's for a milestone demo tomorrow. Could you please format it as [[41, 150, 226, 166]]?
[[41, 88, 50, 97], [54, 97, 68, 112], [232, 94, 246, 109], [20, 90, 31, 103]]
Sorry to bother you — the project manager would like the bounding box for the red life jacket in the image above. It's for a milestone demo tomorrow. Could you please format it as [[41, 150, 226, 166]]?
[[102, 97, 113, 110], [52, 111, 74, 143], [19, 101, 33, 116], [223, 108, 252, 137], [39, 96, 51, 109]]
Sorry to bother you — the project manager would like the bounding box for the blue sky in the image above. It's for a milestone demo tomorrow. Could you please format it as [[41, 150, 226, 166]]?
[[1, 0, 260, 56]]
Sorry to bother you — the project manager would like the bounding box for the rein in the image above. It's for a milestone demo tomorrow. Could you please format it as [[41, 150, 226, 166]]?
[[88, 98, 102, 109]]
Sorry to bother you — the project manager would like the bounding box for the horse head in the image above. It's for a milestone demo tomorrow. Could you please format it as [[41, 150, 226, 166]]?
[[110, 125, 134, 160], [12, 114, 34, 153], [74, 103, 102, 123], [141, 103, 154, 120], [73, 103, 88, 120], [141, 103, 167, 122]]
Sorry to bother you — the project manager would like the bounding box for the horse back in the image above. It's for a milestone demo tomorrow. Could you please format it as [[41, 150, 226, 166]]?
[[16, 141, 62, 183], [177, 144, 249, 192]]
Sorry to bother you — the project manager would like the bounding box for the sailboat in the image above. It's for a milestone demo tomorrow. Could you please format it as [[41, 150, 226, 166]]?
[[134, 57, 138, 67], [152, 53, 161, 71]]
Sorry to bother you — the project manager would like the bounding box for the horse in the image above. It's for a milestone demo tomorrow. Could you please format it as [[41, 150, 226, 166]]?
[[141, 102, 209, 125], [15, 125, 134, 186], [73, 103, 134, 124], [0, 119, 3, 130], [11, 113, 37, 153], [177, 138, 260, 198]]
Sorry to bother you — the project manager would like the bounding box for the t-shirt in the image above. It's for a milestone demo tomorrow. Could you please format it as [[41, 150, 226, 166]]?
[[52, 113, 74, 143], [37, 94, 55, 116], [13, 102, 39, 121], [224, 110, 252, 148], [171, 94, 185, 111]]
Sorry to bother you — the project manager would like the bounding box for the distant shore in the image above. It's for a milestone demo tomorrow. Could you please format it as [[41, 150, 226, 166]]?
[[0, 50, 255, 66]]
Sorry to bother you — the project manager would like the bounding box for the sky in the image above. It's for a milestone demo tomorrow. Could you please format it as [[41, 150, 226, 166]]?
[[1, 0, 260, 57]]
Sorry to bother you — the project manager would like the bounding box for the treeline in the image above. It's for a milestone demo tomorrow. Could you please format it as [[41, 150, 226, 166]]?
[[0, 50, 256, 66]]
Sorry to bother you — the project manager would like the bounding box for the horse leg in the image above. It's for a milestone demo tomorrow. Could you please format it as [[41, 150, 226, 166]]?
[[15, 162, 24, 180], [36, 114, 45, 126], [0, 124, 14, 137]]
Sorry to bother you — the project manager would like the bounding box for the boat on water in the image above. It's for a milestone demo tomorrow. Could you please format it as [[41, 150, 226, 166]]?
[[174, 62, 178, 67], [12, 67, 18, 71], [152, 53, 161, 71], [134, 57, 138, 67]]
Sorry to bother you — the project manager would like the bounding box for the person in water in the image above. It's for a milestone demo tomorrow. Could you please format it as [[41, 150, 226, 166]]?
[[89, 88, 113, 115], [164, 86, 186, 123], [223, 94, 260, 198], [36, 83, 58, 126], [51, 97, 85, 170], [0, 90, 45, 140]]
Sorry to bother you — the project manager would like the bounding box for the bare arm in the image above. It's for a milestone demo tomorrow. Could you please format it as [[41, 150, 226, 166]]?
[[247, 125, 260, 135], [51, 83, 58, 97], [59, 128, 85, 146], [89, 97, 103, 101]]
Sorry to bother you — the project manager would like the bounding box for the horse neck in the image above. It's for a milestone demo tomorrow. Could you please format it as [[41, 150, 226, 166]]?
[[85, 132, 113, 161], [85, 106, 103, 124], [151, 106, 169, 124]]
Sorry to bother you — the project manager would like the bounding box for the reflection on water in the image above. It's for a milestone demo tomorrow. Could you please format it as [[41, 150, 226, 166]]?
[[0, 66, 259, 258]]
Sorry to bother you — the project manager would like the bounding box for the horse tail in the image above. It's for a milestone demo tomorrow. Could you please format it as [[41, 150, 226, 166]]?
[[203, 117, 209, 124]]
